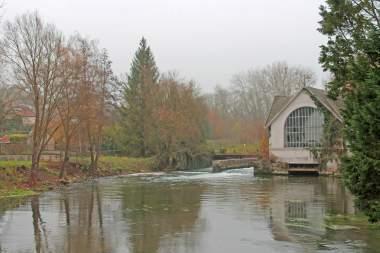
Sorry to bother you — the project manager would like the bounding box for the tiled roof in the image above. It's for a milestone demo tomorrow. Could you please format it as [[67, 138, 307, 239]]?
[[0, 135, 10, 144], [14, 105, 35, 117]]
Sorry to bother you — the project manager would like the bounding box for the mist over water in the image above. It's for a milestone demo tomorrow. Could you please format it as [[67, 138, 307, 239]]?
[[1, 169, 379, 253]]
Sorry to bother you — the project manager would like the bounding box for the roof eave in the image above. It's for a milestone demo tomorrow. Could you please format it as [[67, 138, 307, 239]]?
[[264, 89, 304, 128]]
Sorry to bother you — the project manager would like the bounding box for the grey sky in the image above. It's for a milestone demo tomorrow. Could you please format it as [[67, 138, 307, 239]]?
[[3, 0, 327, 92]]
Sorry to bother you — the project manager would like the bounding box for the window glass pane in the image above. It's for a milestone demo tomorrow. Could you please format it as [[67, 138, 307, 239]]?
[[284, 107, 324, 148]]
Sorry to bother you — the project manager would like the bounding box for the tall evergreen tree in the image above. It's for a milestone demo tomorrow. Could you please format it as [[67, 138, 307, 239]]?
[[121, 38, 159, 157], [319, 0, 380, 222]]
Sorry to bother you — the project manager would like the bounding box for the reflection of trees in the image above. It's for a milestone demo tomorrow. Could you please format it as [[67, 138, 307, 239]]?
[[0, 179, 205, 253], [31, 197, 52, 253], [57, 184, 108, 253], [318, 177, 355, 215], [121, 181, 205, 253], [0, 198, 25, 218], [63, 192, 71, 253], [0, 198, 28, 253], [31, 197, 43, 253]]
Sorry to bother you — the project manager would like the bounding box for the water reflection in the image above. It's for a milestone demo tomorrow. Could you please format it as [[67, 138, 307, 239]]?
[[58, 184, 109, 253], [121, 181, 206, 253], [267, 177, 355, 247], [0, 172, 379, 253]]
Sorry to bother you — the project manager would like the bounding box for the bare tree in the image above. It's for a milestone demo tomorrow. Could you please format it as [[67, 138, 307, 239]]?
[[56, 45, 82, 178], [90, 48, 113, 174], [0, 12, 64, 183], [154, 72, 208, 169], [206, 61, 316, 144], [0, 84, 15, 129], [231, 61, 316, 119], [0, 3, 15, 130], [73, 35, 113, 174]]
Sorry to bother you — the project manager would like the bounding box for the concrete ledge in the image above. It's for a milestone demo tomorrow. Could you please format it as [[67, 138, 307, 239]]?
[[212, 158, 273, 175], [212, 158, 258, 173], [212, 158, 340, 176]]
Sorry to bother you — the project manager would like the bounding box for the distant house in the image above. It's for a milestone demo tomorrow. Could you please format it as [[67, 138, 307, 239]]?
[[13, 105, 35, 126], [265, 87, 343, 171], [0, 135, 10, 144]]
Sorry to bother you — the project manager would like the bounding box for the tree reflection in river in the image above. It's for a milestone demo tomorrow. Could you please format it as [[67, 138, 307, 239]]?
[[121, 181, 206, 253], [0, 197, 29, 253], [31, 197, 43, 253], [57, 184, 109, 253]]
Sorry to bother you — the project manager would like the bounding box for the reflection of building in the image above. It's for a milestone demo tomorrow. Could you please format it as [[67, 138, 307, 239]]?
[[265, 87, 343, 172], [267, 177, 355, 247], [286, 201, 307, 220]]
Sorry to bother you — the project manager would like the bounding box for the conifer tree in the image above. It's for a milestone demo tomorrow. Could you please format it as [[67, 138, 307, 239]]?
[[121, 38, 159, 157], [319, 0, 380, 222]]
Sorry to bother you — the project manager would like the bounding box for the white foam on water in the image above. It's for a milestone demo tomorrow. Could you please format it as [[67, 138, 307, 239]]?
[[154, 167, 255, 182], [125, 172, 166, 177]]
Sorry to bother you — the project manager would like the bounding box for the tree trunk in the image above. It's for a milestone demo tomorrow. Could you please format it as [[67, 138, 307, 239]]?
[[59, 140, 70, 179], [89, 145, 95, 175], [93, 136, 101, 175], [31, 151, 40, 185], [94, 152, 99, 175]]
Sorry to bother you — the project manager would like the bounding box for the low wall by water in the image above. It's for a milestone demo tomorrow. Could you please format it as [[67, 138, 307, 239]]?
[[212, 158, 273, 174], [212, 158, 326, 175], [212, 158, 343, 175]]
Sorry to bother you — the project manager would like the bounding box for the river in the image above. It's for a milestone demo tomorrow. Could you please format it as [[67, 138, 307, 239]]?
[[0, 168, 379, 253]]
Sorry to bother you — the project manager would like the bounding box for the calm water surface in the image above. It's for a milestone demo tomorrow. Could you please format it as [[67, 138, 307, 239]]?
[[0, 168, 379, 253]]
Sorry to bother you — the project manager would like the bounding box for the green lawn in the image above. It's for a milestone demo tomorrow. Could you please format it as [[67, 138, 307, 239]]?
[[0, 188, 37, 199], [325, 213, 380, 230], [76, 156, 156, 173], [0, 156, 155, 173], [0, 160, 32, 168], [206, 140, 260, 155], [0, 156, 156, 199]]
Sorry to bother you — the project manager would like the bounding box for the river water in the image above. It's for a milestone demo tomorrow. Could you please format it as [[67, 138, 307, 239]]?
[[0, 168, 379, 253]]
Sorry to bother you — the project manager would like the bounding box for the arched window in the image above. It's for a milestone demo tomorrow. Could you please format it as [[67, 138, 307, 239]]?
[[284, 107, 324, 148]]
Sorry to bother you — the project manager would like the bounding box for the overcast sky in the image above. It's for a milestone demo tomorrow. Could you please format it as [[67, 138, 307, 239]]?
[[3, 0, 327, 92]]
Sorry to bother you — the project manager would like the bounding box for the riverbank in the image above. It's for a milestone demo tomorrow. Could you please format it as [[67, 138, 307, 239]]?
[[0, 156, 156, 199]]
